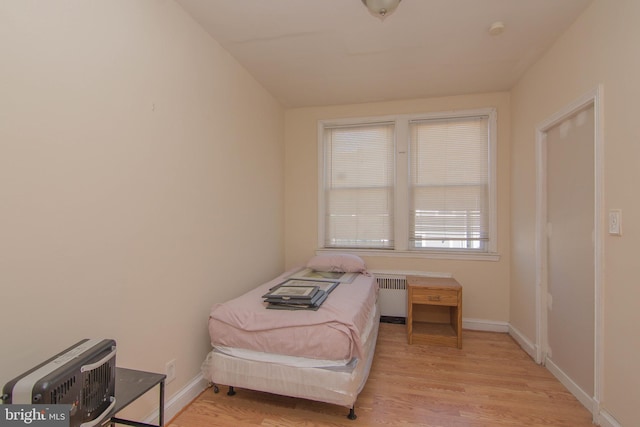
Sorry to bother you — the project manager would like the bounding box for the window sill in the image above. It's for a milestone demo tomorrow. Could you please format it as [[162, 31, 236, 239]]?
[[315, 248, 501, 262]]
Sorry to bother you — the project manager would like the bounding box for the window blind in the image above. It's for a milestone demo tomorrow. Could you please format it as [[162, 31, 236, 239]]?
[[323, 122, 395, 248], [409, 115, 489, 250]]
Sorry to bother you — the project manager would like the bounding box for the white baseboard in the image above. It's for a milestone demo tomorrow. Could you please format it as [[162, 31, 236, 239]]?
[[143, 373, 210, 425], [463, 318, 509, 333], [545, 357, 596, 420], [505, 325, 626, 426], [597, 410, 623, 427], [507, 324, 538, 361]]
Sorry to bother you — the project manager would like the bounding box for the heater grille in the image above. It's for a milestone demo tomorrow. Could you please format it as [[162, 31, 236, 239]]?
[[376, 275, 407, 291], [374, 273, 408, 319], [82, 358, 115, 416], [50, 375, 77, 404]]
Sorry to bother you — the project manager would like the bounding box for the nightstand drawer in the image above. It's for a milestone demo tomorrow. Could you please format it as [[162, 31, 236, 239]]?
[[409, 288, 458, 306]]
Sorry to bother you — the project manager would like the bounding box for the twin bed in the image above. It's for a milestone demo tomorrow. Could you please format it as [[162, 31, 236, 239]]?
[[201, 254, 380, 419]]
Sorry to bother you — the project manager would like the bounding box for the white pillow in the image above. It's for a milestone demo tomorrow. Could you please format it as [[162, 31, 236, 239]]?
[[306, 254, 367, 273]]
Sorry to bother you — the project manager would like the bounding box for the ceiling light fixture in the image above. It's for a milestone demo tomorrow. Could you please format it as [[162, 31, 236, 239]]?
[[361, 0, 402, 20]]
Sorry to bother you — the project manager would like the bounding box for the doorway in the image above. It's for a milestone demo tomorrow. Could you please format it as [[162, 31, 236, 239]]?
[[535, 87, 603, 417]]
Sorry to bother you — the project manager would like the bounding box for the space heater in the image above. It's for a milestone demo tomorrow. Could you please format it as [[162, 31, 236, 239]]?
[[2, 339, 116, 427]]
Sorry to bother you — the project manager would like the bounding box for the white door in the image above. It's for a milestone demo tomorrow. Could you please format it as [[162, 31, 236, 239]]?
[[545, 104, 595, 397]]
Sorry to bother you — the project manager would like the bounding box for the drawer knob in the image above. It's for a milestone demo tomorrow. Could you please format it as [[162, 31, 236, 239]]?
[[428, 295, 441, 301]]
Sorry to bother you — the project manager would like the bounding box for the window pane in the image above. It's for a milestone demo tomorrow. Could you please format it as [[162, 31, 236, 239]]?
[[409, 116, 489, 250], [324, 123, 394, 248]]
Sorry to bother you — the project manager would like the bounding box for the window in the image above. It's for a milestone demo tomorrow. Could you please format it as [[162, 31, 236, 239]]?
[[319, 108, 497, 257], [320, 121, 395, 249], [409, 115, 490, 250]]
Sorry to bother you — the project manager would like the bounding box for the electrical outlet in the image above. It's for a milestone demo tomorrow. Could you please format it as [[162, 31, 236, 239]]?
[[165, 359, 176, 384]]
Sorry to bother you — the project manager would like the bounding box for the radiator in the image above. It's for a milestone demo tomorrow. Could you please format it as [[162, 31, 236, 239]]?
[[373, 271, 452, 318]]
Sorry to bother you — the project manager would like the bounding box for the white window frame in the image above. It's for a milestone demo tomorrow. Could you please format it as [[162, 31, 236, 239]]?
[[318, 108, 499, 261]]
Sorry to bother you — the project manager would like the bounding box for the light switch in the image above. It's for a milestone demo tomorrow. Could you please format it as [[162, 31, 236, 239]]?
[[608, 210, 621, 235]]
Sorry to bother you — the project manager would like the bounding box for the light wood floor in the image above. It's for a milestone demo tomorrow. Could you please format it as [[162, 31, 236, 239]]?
[[169, 323, 595, 426]]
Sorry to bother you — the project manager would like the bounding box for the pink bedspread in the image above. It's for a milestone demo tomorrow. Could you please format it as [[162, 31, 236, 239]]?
[[208, 270, 378, 361]]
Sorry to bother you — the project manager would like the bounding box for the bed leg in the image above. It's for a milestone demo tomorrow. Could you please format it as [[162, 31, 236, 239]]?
[[212, 384, 219, 393], [227, 386, 236, 396], [347, 406, 357, 420]]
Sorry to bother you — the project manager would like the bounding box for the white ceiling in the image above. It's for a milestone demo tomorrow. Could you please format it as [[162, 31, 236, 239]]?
[[177, 0, 593, 108]]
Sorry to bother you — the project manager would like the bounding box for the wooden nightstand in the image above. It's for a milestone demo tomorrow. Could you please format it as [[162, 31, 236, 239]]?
[[406, 276, 462, 348]]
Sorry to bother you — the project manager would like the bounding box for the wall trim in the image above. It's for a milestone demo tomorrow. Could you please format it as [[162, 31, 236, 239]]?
[[143, 373, 210, 425], [598, 410, 623, 427], [316, 248, 500, 262], [463, 318, 509, 333], [546, 357, 596, 421], [506, 323, 624, 425], [508, 324, 538, 361]]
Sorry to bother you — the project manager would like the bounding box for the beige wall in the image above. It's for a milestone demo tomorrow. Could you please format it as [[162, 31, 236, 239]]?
[[510, 0, 640, 424], [284, 93, 511, 323], [0, 0, 284, 418]]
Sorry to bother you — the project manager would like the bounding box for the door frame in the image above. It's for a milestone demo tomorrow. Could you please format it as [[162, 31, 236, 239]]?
[[534, 85, 604, 417]]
